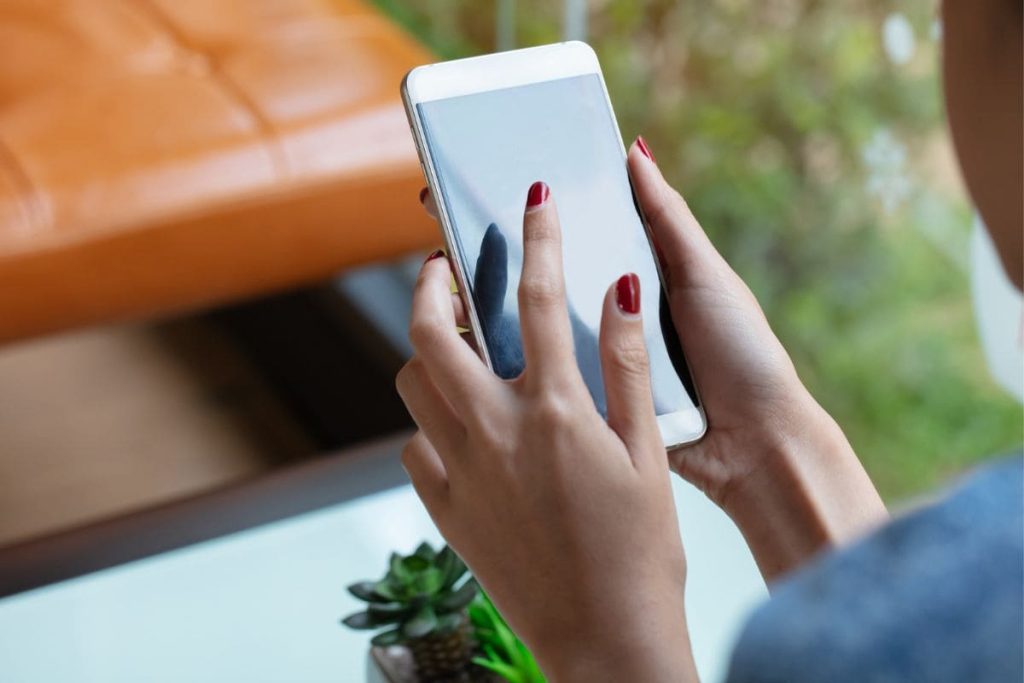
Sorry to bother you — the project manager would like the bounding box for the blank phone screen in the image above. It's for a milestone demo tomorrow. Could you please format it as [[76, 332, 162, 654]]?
[[417, 74, 697, 418]]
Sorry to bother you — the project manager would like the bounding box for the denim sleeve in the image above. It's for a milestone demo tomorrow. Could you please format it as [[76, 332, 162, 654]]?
[[725, 455, 1023, 683]]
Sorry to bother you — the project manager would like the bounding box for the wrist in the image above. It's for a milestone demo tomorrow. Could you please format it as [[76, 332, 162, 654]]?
[[535, 605, 699, 683], [719, 390, 888, 582]]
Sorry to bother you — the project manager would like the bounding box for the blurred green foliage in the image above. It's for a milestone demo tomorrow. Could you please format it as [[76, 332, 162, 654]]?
[[377, 0, 1022, 501]]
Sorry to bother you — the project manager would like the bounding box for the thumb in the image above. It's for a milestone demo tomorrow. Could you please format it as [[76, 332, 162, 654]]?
[[627, 140, 726, 290], [599, 273, 661, 461]]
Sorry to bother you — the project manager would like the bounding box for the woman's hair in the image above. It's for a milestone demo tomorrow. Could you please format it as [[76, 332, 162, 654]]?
[[942, 0, 1023, 289]]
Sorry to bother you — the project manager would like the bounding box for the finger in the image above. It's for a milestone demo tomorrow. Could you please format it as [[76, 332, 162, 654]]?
[[410, 252, 498, 414], [416, 191, 471, 330], [517, 181, 578, 386], [628, 138, 769, 332], [459, 329, 478, 353], [451, 292, 468, 328], [599, 273, 661, 462], [419, 187, 438, 220], [396, 357, 465, 456], [401, 431, 449, 514], [627, 139, 727, 290]]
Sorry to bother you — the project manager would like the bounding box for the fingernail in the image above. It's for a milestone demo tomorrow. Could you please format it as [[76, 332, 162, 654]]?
[[419, 187, 429, 203], [526, 181, 550, 208], [616, 273, 641, 314], [425, 249, 445, 263], [637, 136, 656, 163]]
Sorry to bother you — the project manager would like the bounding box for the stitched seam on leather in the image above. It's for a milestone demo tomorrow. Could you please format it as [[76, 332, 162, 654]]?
[[133, 0, 291, 179], [0, 138, 47, 233]]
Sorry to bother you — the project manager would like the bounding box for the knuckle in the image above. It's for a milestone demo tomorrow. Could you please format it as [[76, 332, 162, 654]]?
[[531, 392, 576, 428], [394, 358, 423, 396], [413, 267, 434, 295], [669, 186, 692, 212], [473, 426, 506, 455], [518, 274, 564, 309], [408, 318, 447, 351], [394, 363, 411, 396], [400, 439, 422, 469], [661, 186, 695, 225], [646, 187, 693, 247]]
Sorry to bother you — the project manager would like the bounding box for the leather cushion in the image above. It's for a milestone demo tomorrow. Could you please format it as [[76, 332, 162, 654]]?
[[0, 0, 434, 342]]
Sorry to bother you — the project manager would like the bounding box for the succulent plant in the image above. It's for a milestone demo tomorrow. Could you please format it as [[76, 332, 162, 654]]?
[[343, 542, 479, 680]]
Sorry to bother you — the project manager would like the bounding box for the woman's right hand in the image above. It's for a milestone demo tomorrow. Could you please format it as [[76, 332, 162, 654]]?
[[626, 138, 887, 580], [418, 139, 887, 581]]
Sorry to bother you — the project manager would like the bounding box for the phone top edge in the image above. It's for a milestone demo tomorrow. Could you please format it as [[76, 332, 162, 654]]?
[[399, 68, 415, 105], [404, 41, 600, 104]]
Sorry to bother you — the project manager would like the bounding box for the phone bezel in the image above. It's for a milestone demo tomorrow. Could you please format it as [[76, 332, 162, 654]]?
[[401, 41, 707, 449]]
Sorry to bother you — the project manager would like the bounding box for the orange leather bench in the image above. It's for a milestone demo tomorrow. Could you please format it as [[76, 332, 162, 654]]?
[[0, 0, 435, 344]]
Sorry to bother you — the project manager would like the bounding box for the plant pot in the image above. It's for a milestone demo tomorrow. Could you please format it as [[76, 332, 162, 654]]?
[[366, 646, 502, 683]]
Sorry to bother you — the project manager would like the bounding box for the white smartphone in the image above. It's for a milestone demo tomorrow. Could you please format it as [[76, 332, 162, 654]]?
[[402, 41, 706, 448]]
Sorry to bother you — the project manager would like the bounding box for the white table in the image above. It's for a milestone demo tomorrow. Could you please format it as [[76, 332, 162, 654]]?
[[0, 474, 765, 682]]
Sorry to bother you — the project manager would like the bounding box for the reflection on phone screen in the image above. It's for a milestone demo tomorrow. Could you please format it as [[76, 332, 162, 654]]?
[[418, 74, 697, 418]]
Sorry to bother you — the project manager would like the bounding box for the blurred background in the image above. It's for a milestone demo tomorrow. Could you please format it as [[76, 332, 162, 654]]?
[[378, 0, 1022, 500], [0, 0, 1018, 553], [0, 1, 1020, 680]]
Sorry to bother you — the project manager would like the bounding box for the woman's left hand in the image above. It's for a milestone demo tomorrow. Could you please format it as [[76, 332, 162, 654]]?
[[396, 182, 696, 682]]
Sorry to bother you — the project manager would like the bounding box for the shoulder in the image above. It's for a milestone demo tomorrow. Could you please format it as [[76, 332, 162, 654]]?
[[726, 455, 1023, 683]]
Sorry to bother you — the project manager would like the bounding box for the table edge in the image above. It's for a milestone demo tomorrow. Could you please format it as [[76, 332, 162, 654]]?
[[0, 431, 413, 599]]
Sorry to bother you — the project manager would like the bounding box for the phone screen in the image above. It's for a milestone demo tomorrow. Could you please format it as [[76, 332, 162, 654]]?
[[417, 73, 698, 421]]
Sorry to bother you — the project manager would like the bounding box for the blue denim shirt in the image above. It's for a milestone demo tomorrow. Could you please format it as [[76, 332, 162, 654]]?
[[726, 454, 1023, 683]]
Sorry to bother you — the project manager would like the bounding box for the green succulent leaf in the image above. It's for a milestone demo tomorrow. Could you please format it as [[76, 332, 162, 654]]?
[[446, 558, 468, 588], [401, 555, 431, 574], [414, 542, 437, 561], [367, 602, 410, 616], [341, 611, 378, 630], [389, 552, 407, 580], [435, 546, 456, 583], [437, 546, 468, 590], [435, 547, 453, 576], [435, 612, 463, 633], [412, 567, 444, 596], [470, 592, 499, 624], [402, 605, 438, 639], [347, 581, 388, 603], [371, 628, 406, 647], [373, 580, 398, 601], [437, 578, 478, 612], [468, 599, 490, 628], [366, 603, 412, 625]]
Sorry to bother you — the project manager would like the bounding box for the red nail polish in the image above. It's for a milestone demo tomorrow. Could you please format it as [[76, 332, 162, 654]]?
[[616, 273, 641, 314], [637, 136, 656, 163], [425, 249, 445, 263], [526, 181, 550, 208], [419, 187, 429, 203]]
